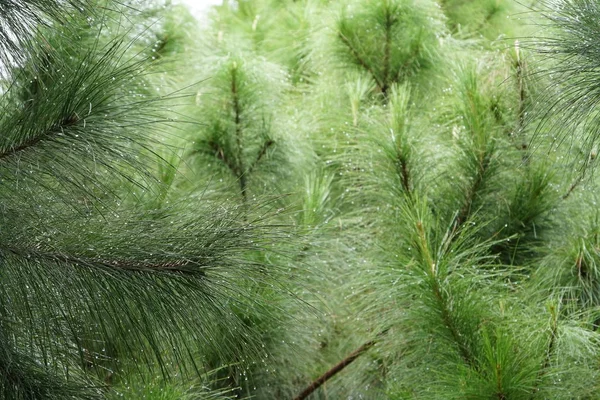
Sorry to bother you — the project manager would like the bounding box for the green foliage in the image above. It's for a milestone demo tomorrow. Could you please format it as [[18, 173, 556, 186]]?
[[441, 0, 515, 39], [7, 0, 600, 399], [298, 168, 335, 227], [110, 370, 239, 400], [335, 0, 443, 99], [535, 0, 600, 157], [187, 55, 287, 203], [0, 0, 88, 68], [0, 1, 289, 398]]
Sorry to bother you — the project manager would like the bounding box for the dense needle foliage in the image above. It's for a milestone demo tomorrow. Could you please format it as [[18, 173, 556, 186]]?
[[4, 0, 600, 399]]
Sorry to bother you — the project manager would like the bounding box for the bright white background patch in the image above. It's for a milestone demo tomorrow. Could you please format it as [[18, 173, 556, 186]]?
[[175, 0, 223, 18]]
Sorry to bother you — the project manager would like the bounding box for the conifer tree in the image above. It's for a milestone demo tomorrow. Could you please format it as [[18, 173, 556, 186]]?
[[0, 1, 285, 398], [6, 0, 600, 399], [196, 0, 600, 398]]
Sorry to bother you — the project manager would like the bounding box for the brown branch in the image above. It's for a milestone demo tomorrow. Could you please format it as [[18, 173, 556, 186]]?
[[563, 150, 597, 200], [230, 63, 247, 203], [208, 140, 237, 177], [496, 362, 506, 400], [0, 113, 80, 160], [563, 169, 587, 200], [381, 6, 394, 100], [512, 40, 531, 164], [563, 177, 582, 200], [247, 139, 274, 175], [515, 49, 526, 133], [397, 153, 411, 194], [4, 246, 205, 275], [293, 331, 387, 400]]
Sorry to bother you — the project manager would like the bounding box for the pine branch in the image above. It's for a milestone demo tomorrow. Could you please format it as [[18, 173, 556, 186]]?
[[416, 220, 436, 275], [562, 154, 596, 200], [337, 31, 384, 91], [512, 40, 532, 165], [230, 62, 247, 203], [453, 149, 493, 232], [531, 305, 558, 398], [2, 245, 207, 275], [247, 139, 274, 175], [0, 2, 291, 398], [0, 201, 281, 387], [0, 32, 179, 204], [386, 84, 414, 195], [532, 0, 600, 158], [0, 112, 80, 160], [208, 139, 238, 177], [381, 5, 394, 99], [390, 40, 420, 86], [0, 0, 89, 69], [0, 348, 100, 399], [563, 173, 584, 200], [416, 221, 476, 367], [293, 331, 387, 400], [396, 151, 412, 194], [514, 41, 527, 135]]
